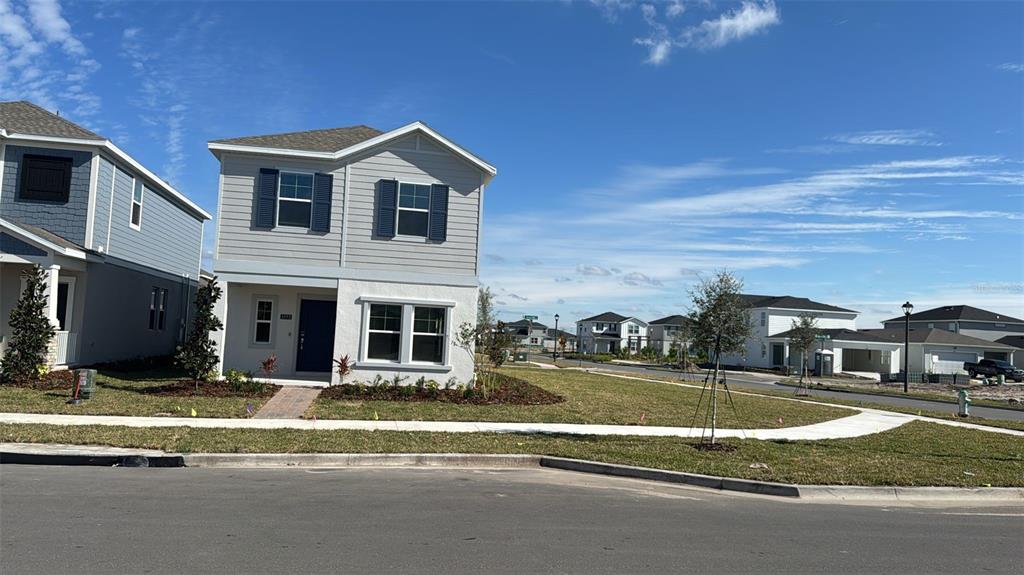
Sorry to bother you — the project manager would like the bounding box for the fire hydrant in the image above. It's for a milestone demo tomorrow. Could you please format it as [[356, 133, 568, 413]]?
[[957, 389, 971, 418]]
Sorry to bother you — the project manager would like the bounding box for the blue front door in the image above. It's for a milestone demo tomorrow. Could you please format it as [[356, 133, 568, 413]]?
[[296, 299, 336, 372]]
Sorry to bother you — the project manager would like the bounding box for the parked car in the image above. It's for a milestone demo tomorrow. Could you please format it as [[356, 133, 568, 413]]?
[[964, 359, 1024, 382]]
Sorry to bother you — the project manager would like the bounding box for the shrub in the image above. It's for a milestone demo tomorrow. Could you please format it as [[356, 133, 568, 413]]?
[[333, 354, 353, 386], [1, 265, 55, 383], [175, 279, 223, 385]]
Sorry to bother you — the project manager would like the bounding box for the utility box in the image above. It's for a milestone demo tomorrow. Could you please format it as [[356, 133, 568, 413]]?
[[514, 352, 528, 362], [72, 369, 97, 400], [814, 351, 834, 377]]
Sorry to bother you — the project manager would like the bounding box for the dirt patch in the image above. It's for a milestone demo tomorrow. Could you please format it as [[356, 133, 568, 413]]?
[[2, 370, 74, 391], [320, 374, 564, 406], [134, 379, 281, 399]]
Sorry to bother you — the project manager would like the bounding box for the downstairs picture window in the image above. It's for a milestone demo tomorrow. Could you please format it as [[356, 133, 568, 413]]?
[[362, 302, 452, 366], [412, 306, 446, 364], [367, 304, 402, 361]]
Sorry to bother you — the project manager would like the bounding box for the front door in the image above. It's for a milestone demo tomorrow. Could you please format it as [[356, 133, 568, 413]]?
[[771, 343, 784, 367], [296, 299, 336, 372]]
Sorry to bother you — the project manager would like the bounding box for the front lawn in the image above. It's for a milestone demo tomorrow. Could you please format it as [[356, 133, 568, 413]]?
[[310, 368, 853, 428], [2, 421, 1020, 487], [0, 369, 271, 418]]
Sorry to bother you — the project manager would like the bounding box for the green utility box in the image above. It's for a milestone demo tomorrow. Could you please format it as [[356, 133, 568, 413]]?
[[515, 352, 528, 362], [72, 369, 97, 400]]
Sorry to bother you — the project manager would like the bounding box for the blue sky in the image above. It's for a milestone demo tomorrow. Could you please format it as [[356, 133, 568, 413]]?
[[2, 0, 1022, 329]]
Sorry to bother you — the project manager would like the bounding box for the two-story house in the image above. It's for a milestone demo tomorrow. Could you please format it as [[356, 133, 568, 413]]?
[[1, 101, 211, 367], [506, 319, 548, 350], [881, 305, 1024, 347], [577, 312, 648, 354], [648, 314, 692, 356], [207, 122, 495, 384]]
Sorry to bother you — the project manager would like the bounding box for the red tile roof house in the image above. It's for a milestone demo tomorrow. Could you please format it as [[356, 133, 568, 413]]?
[[206, 122, 495, 385], [1, 101, 211, 369]]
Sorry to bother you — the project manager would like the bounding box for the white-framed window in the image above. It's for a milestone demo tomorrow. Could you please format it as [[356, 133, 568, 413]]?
[[397, 182, 431, 237], [148, 287, 167, 331], [254, 299, 274, 344], [628, 323, 639, 335], [761, 344, 767, 358], [367, 303, 403, 361], [949, 322, 957, 331], [760, 311, 766, 327], [277, 171, 314, 228], [529, 337, 539, 345], [412, 306, 446, 364], [130, 179, 144, 230]]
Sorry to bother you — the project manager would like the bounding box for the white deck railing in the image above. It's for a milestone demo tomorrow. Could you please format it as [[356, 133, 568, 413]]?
[[54, 331, 78, 366]]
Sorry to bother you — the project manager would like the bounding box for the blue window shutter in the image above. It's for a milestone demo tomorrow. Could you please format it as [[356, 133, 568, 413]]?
[[255, 168, 278, 229], [376, 179, 398, 238], [311, 173, 333, 233], [428, 184, 449, 242]]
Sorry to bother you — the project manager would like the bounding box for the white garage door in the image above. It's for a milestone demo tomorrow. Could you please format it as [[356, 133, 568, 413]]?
[[929, 351, 976, 374]]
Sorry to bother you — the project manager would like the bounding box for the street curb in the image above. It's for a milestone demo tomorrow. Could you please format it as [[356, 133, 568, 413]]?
[[796, 485, 1024, 501], [539, 457, 801, 497], [183, 453, 541, 468], [773, 381, 1024, 414], [0, 451, 184, 467]]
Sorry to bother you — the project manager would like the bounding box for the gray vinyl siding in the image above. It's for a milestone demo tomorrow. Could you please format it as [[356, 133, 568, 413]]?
[[91, 157, 114, 251], [105, 160, 204, 279], [345, 145, 480, 276], [216, 153, 344, 266], [0, 145, 92, 245]]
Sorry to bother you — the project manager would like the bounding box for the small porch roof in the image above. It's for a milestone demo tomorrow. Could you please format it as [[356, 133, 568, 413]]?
[[0, 218, 87, 261]]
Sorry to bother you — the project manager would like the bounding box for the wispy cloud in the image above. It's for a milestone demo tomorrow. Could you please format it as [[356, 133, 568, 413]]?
[[634, 0, 781, 65], [995, 62, 1024, 73], [830, 129, 942, 147]]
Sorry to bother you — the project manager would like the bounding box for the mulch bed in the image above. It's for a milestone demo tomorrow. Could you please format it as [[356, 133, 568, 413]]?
[[136, 380, 281, 398], [320, 374, 564, 406], [2, 370, 75, 391]]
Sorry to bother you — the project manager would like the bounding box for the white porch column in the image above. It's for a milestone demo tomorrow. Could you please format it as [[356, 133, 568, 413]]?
[[212, 280, 229, 378], [44, 264, 60, 328]]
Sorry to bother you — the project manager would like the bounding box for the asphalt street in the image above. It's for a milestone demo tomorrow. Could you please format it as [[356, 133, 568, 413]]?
[[2, 465, 1021, 574], [531, 355, 1024, 422]]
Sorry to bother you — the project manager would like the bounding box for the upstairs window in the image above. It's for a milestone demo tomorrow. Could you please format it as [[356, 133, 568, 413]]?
[[397, 183, 430, 237], [760, 311, 766, 327], [628, 323, 639, 335], [278, 172, 314, 228], [130, 180, 144, 229], [20, 154, 72, 203]]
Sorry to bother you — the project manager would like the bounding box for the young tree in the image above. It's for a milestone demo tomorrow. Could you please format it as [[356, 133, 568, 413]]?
[[175, 279, 223, 387], [788, 313, 819, 391], [477, 286, 496, 338], [0, 266, 55, 382], [687, 271, 753, 444]]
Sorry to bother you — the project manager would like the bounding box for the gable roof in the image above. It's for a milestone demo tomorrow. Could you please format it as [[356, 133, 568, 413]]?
[[546, 328, 576, 340], [739, 294, 857, 314], [859, 328, 1019, 349], [208, 121, 496, 179], [650, 314, 690, 326], [996, 336, 1024, 350], [507, 319, 548, 330], [0, 101, 104, 140], [882, 305, 1024, 325], [1, 217, 87, 259], [210, 125, 383, 153], [580, 312, 629, 323]]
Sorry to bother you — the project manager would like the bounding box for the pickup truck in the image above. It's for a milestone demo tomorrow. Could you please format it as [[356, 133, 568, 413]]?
[[964, 359, 1024, 382]]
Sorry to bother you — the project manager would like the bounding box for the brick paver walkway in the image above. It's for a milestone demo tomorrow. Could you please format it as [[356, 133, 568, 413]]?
[[254, 387, 321, 419]]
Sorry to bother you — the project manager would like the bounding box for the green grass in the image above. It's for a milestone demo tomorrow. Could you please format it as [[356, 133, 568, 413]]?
[[310, 368, 853, 428], [0, 370, 268, 419], [615, 370, 1024, 432], [2, 421, 1021, 487]]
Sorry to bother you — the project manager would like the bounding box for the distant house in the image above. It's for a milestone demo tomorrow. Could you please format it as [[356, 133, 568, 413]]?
[[996, 336, 1024, 368], [542, 328, 577, 353], [577, 312, 648, 354], [506, 319, 547, 349], [881, 305, 1024, 343], [648, 315, 692, 356], [1, 101, 211, 368], [860, 328, 1019, 374]]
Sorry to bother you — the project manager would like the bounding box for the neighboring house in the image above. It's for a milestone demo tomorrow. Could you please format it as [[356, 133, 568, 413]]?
[[0, 101, 210, 368], [577, 312, 648, 354], [648, 314, 691, 356], [881, 305, 1024, 343], [768, 328, 902, 375], [996, 336, 1024, 368], [719, 294, 859, 371], [542, 328, 577, 353], [207, 121, 495, 384], [860, 328, 1019, 374], [506, 319, 547, 349]]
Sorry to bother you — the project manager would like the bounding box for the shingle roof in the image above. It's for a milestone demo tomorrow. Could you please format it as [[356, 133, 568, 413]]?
[[594, 331, 622, 339], [738, 294, 857, 314], [882, 305, 1024, 325], [507, 319, 548, 330], [650, 314, 690, 326], [210, 125, 383, 153], [2, 218, 84, 251], [0, 101, 104, 140], [995, 335, 1024, 350], [859, 328, 1019, 349], [545, 328, 576, 340], [770, 328, 894, 344], [580, 312, 629, 323]]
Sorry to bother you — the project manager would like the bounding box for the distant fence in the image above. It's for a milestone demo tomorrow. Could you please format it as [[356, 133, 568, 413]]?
[[879, 372, 969, 385]]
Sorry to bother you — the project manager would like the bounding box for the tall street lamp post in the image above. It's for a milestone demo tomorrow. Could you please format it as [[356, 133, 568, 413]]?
[[902, 301, 913, 393], [553, 314, 560, 362]]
